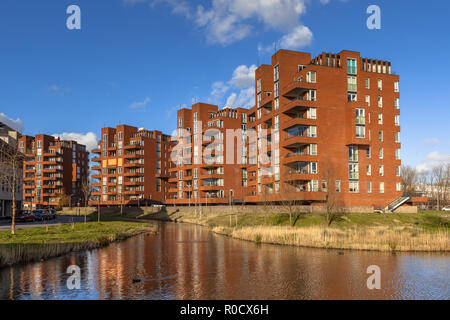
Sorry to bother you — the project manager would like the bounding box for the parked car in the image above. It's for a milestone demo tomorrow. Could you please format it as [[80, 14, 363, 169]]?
[[48, 208, 57, 219], [15, 211, 35, 223], [32, 210, 46, 221], [442, 206, 450, 212]]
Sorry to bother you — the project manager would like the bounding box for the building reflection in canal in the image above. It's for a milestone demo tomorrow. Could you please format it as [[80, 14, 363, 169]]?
[[0, 222, 448, 300]]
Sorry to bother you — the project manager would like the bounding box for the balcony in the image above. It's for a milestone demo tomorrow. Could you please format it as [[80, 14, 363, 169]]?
[[124, 143, 143, 149], [200, 184, 224, 191], [124, 171, 144, 177], [124, 180, 144, 186], [283, 117, 316, 130], [283, 98, 315, 113], [283, 152, 316, 164], [124, 152, 144, 159], [124, 161, 144, 168], [281, 79, 316, 98], [283, 127, 316, 148]]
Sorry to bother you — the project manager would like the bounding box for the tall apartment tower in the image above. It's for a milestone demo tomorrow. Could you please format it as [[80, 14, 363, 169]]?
[[90, 125, 172, 206], [0, 121, 23, 216], [167, 103, 250, 205], [245, 49, 402, 208], [18, 135, 89, 209]]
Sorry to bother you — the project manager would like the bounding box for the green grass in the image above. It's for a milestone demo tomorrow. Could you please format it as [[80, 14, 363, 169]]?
[[0, 221, 155, 267], [0, 221, 154, 245]]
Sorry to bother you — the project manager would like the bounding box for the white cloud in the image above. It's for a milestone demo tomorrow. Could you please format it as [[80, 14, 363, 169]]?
[[195, 0, 309, 45], [279, 25, 313, 49], [0, 113, 24, 133], [207, 64, 256, 109], [231, 65, 257, 88], [52, 132, 98, 152], [125, 0, 312, 47], [416, 151, 450, 173], [421, 138, 440, 147], [48, 84, 71, 96], [129, 96, 151, 110]]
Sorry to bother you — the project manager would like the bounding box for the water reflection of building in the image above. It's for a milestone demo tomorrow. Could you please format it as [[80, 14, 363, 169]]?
[[2, 223, 444, 300]]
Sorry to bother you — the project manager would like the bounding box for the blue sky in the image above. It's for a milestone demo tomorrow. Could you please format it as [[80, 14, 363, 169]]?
[[0, 0, 449, 170]]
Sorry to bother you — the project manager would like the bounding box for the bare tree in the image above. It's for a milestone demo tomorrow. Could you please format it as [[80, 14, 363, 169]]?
[[55, 188, 70, 209], [81, 175, 91, 210], [401, 165, 418, 196], [321, 161, 342, 227], [279, 168, 305, 226], [0, 141, 24, 235], [431, 163, 448, 210]]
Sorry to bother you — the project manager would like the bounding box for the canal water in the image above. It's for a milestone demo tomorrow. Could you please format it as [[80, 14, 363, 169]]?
[[0, 222, 448, 300]]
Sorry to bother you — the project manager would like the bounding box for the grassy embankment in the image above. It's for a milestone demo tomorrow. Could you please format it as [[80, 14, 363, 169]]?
[[151, 209, 449, 252], [0, 221, 154, 268]]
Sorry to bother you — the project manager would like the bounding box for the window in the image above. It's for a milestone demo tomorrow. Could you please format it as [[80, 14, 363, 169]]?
[[378, 96, 383, 108], [365, 95, 370, 106], [274, 65, 279, 82], [307, 108, 317, 119], [378, 79, 383, 90], [310, 162, 318, 174], [367, 182, 372, 193], [257, 79, 261, 93], [308, 126, 317, 137], [322, 180, 327, 192], [379, 148, 384, 159], [347, 58, 357, 74], [306, 71, 316, 83], [348, 93, 357, 102], [298, 65, 306, 72], [355, 108, 365, 124], [395, 115, 400, 126], [395, 132, 400, 143], [356, 126, 365, 138], [379, 165, 384, 176], [349, 181, 359, 193], [396, 166, 401, 177], [394, 82, 399, 92], [348, 76, 357, 92], [366, 147, 371, 158], [310, 144, 317, 156], [378, 114, 383, 125], [349, 146, 358, 162], [349, 163, 359, 180], [367, 164, 371, 176], [308, 90, 316, 101], [356, 109, 365, 138], [396, 182, 402, 192], [379, 130, 383, 142], [380, 182, 385, 194], [335, 180, 341, 193], [365, 78, 370, 89], [395, 98, 400, 109], [396, 149, 400, 160]]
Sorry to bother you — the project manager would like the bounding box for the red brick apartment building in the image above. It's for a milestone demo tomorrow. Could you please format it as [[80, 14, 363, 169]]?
[[18, 135, 89, 209], [166, 103, 250, 205], [90, 125, 172, 206], [245, 49, 402, 209]]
